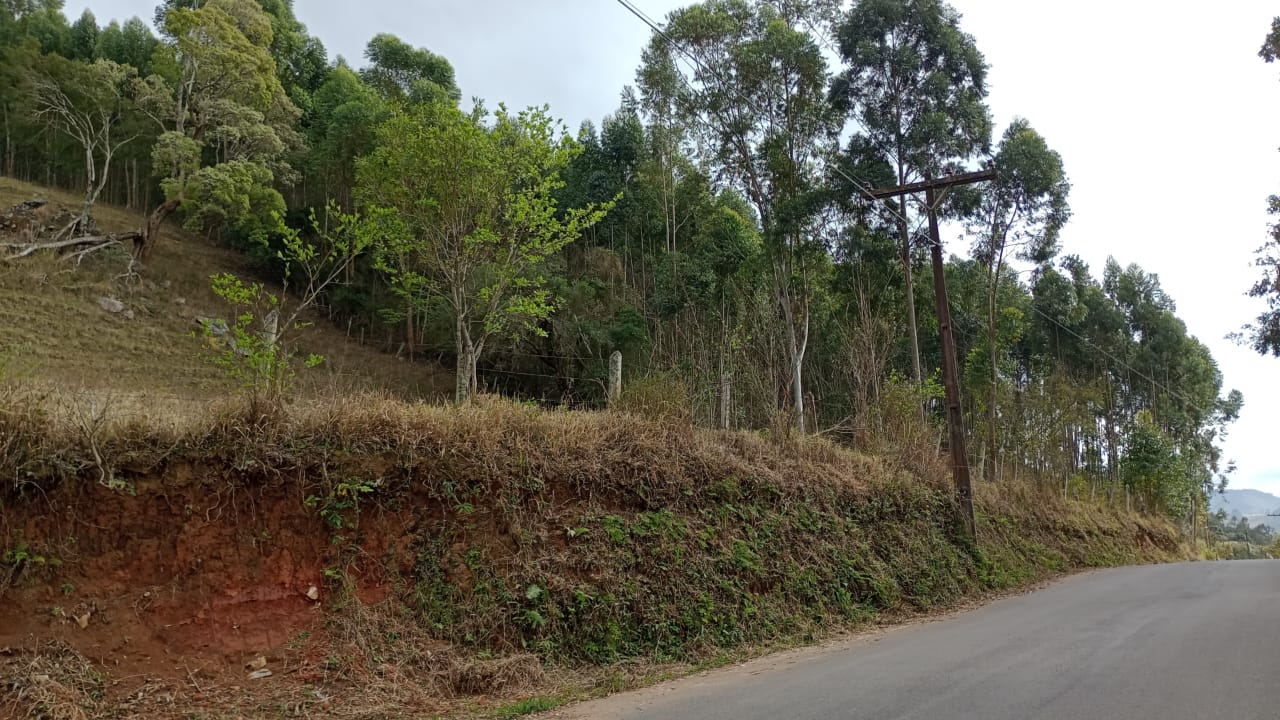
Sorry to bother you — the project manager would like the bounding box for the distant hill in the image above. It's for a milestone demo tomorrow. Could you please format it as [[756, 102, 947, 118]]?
[[1211, 488, 1280, 529]]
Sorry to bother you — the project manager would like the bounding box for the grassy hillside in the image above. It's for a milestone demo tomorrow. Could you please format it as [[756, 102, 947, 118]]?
[[0, 393, 1183, 719], [0, 180, 1187, 719], [0, 178, 450, 411]]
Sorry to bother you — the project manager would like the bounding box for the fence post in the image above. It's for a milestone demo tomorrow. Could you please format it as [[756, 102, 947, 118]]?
[[720, 370, 731, 430], [608, 351, 622, 409]]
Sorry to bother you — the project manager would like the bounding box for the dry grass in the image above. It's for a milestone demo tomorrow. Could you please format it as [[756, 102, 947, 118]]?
[[0, 641, 103, 720], [0, 386, 1187, 719], [0, 177, 450, 411]]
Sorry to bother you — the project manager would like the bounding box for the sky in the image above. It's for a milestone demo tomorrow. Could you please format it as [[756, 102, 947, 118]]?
[[65, 0, 1280, 495]]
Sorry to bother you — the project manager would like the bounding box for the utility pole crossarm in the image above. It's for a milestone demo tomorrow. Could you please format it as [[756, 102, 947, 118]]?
[[866, 168, 997, 200]]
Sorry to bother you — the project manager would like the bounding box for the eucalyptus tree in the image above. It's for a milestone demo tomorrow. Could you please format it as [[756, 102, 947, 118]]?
[[153, 0, 327, 110], [305, 61, 387, 208], [95, 17, 158, 75], [968, 118, 1070, 479], [1240, 17, 1280, 356], [360, 33, 460, 105], [831, 0, 992, 387], [28, 55, 140, 236], [638, 0, 841, 432], [67, 8, 96, 61], [134, 0, 301, 260]]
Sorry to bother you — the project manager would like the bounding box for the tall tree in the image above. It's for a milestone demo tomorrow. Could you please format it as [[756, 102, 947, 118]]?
[[28, 55, 140, 236], [305, 61, 386, 208], [67, 8, 96, 61], [968, 118, 1070, 479], [832, 0, 992, 388], [357, 102, 613, 403], [135, 0, 300, 259], [1240, 17, 1280, 357], [360, 33, 460, 105], [639, 0, 841, 433], [96, 17, 158, 75]]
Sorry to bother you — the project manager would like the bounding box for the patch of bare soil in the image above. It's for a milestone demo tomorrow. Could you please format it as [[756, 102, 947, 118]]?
[[0, 464, 460, 718]]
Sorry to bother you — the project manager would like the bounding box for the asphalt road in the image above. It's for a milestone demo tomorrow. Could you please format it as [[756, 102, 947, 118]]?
[[553, 561, 1280, 720]]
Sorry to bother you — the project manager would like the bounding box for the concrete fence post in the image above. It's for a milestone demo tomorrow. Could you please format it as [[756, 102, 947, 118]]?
[[608, 351, 622, 409]]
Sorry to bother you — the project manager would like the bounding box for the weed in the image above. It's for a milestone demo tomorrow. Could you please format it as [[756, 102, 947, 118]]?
[[492, 696, 561, 719]]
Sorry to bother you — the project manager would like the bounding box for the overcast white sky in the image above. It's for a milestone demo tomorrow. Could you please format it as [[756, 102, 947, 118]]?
[[67, 0, 1280, 495]]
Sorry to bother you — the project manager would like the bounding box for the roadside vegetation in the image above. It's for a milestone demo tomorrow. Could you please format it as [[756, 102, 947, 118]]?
[[0, 0, 1272, 717], [1, 388, 1181, 718]]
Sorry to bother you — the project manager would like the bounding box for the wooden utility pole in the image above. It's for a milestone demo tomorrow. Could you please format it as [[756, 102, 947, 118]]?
[[868, 168, 997, 536]]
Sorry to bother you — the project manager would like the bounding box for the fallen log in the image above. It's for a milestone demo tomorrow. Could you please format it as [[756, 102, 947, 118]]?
[[3, 231, 142, 261]]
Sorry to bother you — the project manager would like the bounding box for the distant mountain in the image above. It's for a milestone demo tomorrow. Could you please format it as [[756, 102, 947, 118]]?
[[1211, 489, 1280, 529]]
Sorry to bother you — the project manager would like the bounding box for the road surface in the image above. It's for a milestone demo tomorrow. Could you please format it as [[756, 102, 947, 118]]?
[[551, 561, 1279, 720]]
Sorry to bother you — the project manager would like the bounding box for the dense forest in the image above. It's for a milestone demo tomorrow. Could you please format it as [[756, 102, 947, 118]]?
[[0, 0, 1246, 525]]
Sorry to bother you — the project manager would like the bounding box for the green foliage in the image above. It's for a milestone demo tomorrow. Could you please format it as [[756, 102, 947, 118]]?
[[493, 697, 561, 719], [67, 8, 97, 61], [639, 0, 840, 431], [135, 0, 302, 256], [202, 272, 295, 398], [0, 0, 1242, 521], [95, 17, 157, 75], [1237, 194, 1280, 356], [357, 101, 615, 403], [3, 541, 50, 568], [833, 0, 992, 177], [360, 33, 459, 105], [305, 475, 380, 530], [200, 205, 372, 409]]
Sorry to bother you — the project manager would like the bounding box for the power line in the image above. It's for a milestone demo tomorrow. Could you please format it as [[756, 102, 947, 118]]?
[[612, 0, 1210, 422], [1021, 301, 1204, 413], [612, 0, 956, 247]]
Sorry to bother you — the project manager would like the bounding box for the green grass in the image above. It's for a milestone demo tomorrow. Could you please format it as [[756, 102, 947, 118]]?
[[492, 697, 562, 718]]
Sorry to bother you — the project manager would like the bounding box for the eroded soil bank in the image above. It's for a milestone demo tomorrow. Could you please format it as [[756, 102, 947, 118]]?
[[0, 399, 1182, 718]]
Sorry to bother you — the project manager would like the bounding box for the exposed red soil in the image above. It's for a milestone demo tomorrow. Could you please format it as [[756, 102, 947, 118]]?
[[0, 463, 424, 715]]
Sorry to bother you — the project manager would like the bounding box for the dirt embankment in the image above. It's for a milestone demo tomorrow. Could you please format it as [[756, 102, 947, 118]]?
[[0, 397, 1183, 719]]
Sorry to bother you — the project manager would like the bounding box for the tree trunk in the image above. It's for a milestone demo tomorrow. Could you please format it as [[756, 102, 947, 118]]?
[[405, 301, 416, 360], [1, 105, 11, 177], [986, 250, 1005, 482], [987, 301, 998, 481], [454, 314, 470, 405], [776, 260, 809, 435], [719, 293, 731, 430], [468, 338, 483, 400], [790, 345, 805, 434], [138, 198, 180, 261], [899, 194, 922, 389], [76, 144, 116, 236]]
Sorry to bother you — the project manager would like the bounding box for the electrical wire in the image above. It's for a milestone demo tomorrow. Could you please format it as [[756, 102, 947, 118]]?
[[613, 0, 1209, 416]]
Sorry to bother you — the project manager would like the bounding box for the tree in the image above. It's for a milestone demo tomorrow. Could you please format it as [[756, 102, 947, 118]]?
[[1240, 17, 1280, 356], [3, 0, 69, 55], [305, 61, 386, 208], [1238, 195, 1280, 356], [135, 0, 301, 260], [639, 0, 841, 433], [203, 205, 373, 412], [95, 17, 158, 76], [356, 102, 614, 403], [968, 118, 1070, 479], [28, 55, 139, 237], [832, 0, 992, 388], [360, 33, 459, 105], [67, 8, 96, 61]]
